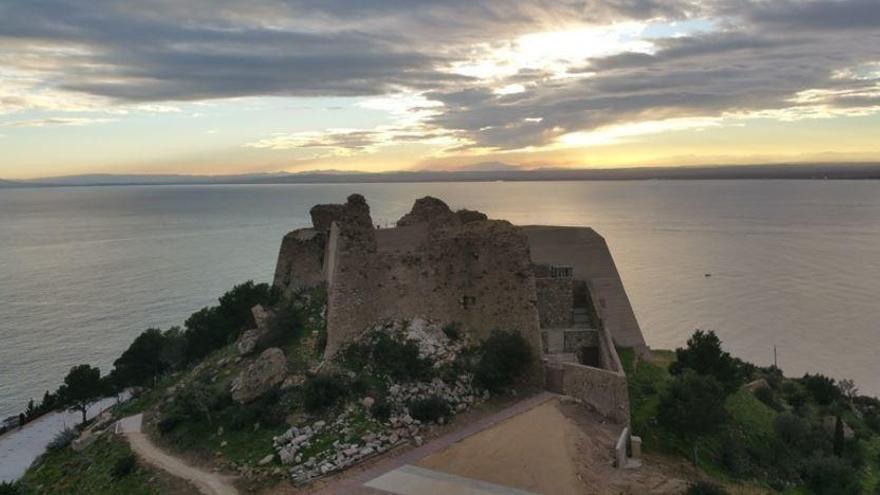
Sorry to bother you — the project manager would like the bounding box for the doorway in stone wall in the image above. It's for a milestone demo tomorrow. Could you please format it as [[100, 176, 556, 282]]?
[[545, 364, 564, 393]]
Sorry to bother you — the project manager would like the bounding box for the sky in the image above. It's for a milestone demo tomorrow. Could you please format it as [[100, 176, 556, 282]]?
[[1, 0, 879, 179]]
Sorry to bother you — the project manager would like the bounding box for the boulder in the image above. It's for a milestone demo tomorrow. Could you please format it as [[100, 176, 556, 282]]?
[[744, 378, 768, 392], [236, 328, 261, 356], [251, 304, 272, 328], [822, 415, 855, 439], [231, 348, 288, 403], [235, 305, 274, 356]]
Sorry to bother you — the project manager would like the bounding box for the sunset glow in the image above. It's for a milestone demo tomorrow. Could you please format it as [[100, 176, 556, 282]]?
[[1, 1, 879, 179]]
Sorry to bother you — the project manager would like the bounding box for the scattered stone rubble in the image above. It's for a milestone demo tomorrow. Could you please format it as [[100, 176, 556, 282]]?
[[271, 317, 487, 483], [403, 317, 465, 367], [273, 408, 413, 482]]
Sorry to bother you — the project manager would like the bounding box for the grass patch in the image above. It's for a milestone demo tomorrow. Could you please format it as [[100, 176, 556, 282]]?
[[21, 435, 171, 495]]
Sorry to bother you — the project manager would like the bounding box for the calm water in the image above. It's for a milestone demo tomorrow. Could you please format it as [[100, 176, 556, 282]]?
[[1, 181, 879, 420]]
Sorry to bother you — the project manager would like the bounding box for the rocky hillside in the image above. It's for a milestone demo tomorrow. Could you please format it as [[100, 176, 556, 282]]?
[[10, 281, 535, 494]]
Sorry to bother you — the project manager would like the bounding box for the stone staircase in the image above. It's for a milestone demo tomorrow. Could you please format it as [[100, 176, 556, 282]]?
[[572, 307, 591, 328]]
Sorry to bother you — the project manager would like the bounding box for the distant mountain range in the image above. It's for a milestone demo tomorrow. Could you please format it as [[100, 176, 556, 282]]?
[[3, 162, 880, 188], [0, 179, 26, 188]]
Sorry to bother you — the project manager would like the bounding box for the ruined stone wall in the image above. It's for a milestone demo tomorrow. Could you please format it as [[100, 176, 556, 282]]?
[[560, 361, 629, 424], [536, 278, 573, 328], [273, 228, 326, 294], [325, 218, 542, 357]]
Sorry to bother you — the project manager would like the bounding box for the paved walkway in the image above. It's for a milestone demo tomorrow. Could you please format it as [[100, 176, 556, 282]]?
[[117, 414, 238, 495], [364, 464, 539, 495], [315, 392, 556, 494]]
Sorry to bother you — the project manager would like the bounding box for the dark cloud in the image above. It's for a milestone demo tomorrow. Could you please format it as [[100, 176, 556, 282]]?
[[0, 0, 878, 151], [739, 0, 880, 31], [0, 0, 694, 103], [425, 2, 880, 149]]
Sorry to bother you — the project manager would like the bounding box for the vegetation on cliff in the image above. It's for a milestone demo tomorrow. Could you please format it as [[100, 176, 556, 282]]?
[[16, 279, 536, 493], [626, 330, 880, 494], [15, 435, 190, 495]]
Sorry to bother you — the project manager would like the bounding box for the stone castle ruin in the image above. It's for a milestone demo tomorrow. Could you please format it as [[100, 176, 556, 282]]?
[[274, 194, 647, 423]]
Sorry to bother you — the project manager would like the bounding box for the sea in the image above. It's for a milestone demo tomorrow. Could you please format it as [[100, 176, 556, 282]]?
[[2, 180, 879, 424]]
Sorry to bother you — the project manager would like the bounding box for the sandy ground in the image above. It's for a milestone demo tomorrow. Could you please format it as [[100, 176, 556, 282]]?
[[260, 393, 705, 495], [120, 414, 239, 495], [418, 399, 700, 495], [417, 399, 587, 495]]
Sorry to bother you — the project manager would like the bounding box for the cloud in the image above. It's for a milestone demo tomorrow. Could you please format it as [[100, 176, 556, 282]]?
[[0, 0, 702, 107], [421, 2, 880, 150], [1, 0, 878, 157], [244, 124, 459, 157], [1, 117, 115, 128]]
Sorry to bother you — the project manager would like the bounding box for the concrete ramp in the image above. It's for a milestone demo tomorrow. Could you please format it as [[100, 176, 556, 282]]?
[[115, 413, 142, 434], [365, 465, 538, 495]]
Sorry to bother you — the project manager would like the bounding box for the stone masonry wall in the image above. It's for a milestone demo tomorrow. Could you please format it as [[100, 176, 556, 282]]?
[[273, 228, 326, 294], [560, 361, 629, 424], [536, 277, 573, 328], [324, 197, 542, 359]]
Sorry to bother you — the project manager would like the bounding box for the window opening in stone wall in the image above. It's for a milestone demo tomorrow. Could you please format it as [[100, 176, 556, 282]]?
[[550, 265, 573, 278]]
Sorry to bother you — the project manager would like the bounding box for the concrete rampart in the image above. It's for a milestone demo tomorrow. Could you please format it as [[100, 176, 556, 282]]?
[[523, 226, 647, 352]]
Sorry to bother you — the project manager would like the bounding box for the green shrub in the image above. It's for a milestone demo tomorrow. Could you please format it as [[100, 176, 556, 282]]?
[[227, 405, 258, 431], [371, 399, 392, 422], [252, 390, 289, 426], [442, 323, 462, 341], [157, 415, 180, 434], [184, 281, 279, 362], [774, 413, 811, 450], [371, 333, 431, 381], [474, 330, 532, 393], [754, 386, 782, 411], [110, 454, 137, 479], [719, 432, 749, 477], [686, 481, 729, 495], [800, 373, 842, 406], [781, 381, 810, 414], [341, 332, 432, 382], [303, 373, 349, 412], [670, 330, 742, 393], [315, 326, 328, 356], [0, 481, 23, 495], [409, 396, 451, 423], [255, 300, 304, 352], [800, 455, 860, 495], [173, 383, 219, 423], [865, 408, 880, 433], [47, 427, 77, 451], [657, 372, 727, 438]]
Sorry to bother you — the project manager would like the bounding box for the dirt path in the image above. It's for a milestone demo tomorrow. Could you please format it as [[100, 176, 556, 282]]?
[[118, 414, 238, 495]]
